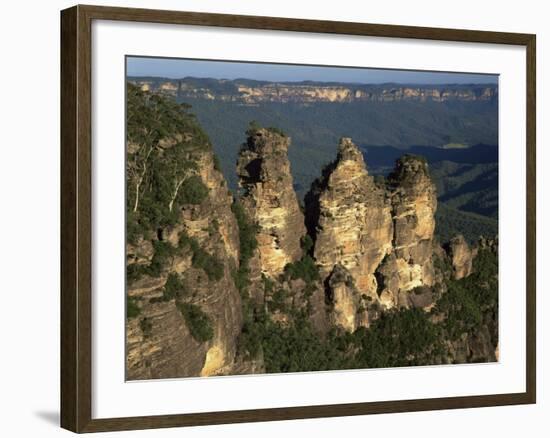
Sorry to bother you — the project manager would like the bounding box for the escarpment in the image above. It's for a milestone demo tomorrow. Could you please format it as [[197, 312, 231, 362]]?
[[131, 77, 498, 104], [237, 128, 306, 277]]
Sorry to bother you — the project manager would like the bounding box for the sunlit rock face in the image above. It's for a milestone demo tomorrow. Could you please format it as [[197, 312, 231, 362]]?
[[237, 128, 306, 277], [131, 78, 498, 104], [326, 264, 374, 332], [306, 138, 393, 301], [376, 155, 438, 308], [126, 149, 243, 379], [306, 141, 440, 327]]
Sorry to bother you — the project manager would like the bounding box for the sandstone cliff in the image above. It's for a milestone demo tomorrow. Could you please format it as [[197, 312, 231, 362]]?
[[376, 155, 438, 308], [306, 144, 439, 329], [237, 128, 306, 277], [130, 77, 498, 105], [326, 264, 371, 332], [306, 138, 392, 306], [126, 135, 243, 379]]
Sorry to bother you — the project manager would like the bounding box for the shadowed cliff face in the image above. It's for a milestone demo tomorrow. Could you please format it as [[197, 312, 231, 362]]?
[[237, 128, 306, 277]]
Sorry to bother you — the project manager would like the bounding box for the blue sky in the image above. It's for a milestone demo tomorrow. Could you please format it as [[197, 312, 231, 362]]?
[[127, 56, 498, 84]]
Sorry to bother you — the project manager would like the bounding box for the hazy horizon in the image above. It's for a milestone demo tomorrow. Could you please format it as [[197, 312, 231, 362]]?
[[127, 56, 498, 85]]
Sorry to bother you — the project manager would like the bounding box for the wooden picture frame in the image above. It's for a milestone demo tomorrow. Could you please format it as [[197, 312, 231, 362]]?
[[61, 4, 536, 433]]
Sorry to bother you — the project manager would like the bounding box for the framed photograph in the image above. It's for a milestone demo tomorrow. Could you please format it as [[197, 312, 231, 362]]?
[[60, 4, 536, 433]]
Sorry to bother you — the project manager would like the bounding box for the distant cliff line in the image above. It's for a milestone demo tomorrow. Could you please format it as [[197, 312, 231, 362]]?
[[127, 76, 498, 104]]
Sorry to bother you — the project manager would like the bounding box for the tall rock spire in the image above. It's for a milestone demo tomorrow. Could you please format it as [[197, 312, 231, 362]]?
[[376, 155, 438, 308], [306, 137, 393, 299], [237, 127, 306, 277]]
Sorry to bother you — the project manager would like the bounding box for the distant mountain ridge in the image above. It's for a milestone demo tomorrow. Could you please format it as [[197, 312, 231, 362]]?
[[128, 76, 498, 104]]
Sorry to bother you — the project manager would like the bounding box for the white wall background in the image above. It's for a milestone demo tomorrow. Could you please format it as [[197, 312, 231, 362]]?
[[0, 0, 546, 436]]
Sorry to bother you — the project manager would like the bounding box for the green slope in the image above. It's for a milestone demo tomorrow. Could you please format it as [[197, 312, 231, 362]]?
[[435, 204, 498, 244]]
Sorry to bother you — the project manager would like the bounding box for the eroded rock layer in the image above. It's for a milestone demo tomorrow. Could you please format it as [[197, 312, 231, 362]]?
[[446, 234, 474, 280], [306, 138, 393, 299], [376, 155, 438, 308], [237, 128, 306, 277], [126, 150, 243, 379]]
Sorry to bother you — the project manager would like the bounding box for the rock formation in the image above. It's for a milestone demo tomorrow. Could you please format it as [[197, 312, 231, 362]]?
[[237, 128, 306, 277], [304, 142, 441, 329], [478, 235, 499, 253], [446, 234, 474, 280], [326, 264, 370, 331], [306, 138, 393, 300], [376, 155, 438, 308]]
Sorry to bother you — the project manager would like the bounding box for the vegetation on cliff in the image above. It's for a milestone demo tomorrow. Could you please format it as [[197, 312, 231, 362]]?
[[177, 303, 214, 342], [126, 83, 211, 244], [126, 85, 245, 380], [230, 199, 262, 359], [435, 248, 498, 342]]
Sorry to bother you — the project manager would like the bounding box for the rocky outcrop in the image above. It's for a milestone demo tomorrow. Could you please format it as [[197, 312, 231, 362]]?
[[306, 138, 393, 299], [237, 128, 306, 277], [126, 150, 243, 379], [126, 300, 209, 379], [178, 152, 242, 377], [478, 235, 499, 253], [376, 155, 438, 308], [305, 142, 440, 329], [446, 234, 474, 280], [326, 264, 370, 331]]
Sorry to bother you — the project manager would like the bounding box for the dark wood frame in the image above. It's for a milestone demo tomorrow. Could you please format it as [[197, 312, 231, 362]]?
[[61, 4, 536, 433]]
